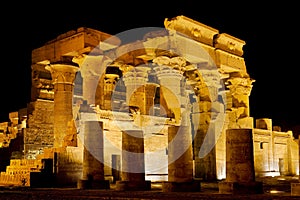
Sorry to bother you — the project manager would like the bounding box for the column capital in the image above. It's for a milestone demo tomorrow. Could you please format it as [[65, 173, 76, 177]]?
[[104, 74, 119, 83], [72, 54, 112, 78], [46, 63, 79, 85], [200, 69, 222, 88], [226, 76, 255, 96], [154, 66, 183, 81], [152, 56, 185, 81], [123, 66, 150, 87]]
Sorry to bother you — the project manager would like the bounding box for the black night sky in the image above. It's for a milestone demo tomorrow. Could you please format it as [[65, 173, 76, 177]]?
[[1, 1, 299, 133]]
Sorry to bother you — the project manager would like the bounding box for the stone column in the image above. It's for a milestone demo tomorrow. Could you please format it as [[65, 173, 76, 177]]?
[[144, 83, 158, 115], [162, 125, 200, 192], [193, 69, 223, 181], [103, 74, 119, 110], [83, 74, 99, 105], [74, 55, 110, 105], [123, 66, 149, 114], [226, 76, 255, 124], [154, 65, 183, 123], [116, 129, 151, 191], [219, 128, 263, 194], [46, 63, 79, 148], [291, 135, 300, 196], [77, 121, 109, 189]]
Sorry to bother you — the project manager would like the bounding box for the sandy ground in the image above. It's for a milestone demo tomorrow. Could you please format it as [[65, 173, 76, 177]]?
[[0, 175, 299, 199]]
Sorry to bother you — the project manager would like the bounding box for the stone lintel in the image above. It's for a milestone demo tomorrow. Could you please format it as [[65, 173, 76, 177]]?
[[141, 35, 169, 59], [273, 131, 293, 138], [215, 49, 246, 73], [32, 27, 120, 64], [77, 55, 108, 78], [164, 15, 219, 46], [62, 47, 95, 58], [253, 128, 272, 136], [170, 33, 215, 65], [113, 41, 147, 65], [143, 31, 216, 65], [214, 33, 246, 57], [219, 64, 241, 74]]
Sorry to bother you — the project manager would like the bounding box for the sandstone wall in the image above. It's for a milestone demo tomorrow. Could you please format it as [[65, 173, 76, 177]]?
[[24, 99, 54, 159]]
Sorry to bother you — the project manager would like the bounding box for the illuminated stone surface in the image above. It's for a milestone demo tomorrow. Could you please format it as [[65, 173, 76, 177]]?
[[77, 121, 109, 189], [0, 16, 298, 197], [219, 128, 263, 194], [162, 125, 200, 192], [116, 130, 151, 191], [45, 64, 79, 148]]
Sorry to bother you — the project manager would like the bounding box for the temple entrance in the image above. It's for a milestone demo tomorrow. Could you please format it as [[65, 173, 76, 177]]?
[[73, 24, 227, 191]]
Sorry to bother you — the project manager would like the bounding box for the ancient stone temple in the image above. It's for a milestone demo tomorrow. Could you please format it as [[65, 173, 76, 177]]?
[[0, 15, 298, 192]]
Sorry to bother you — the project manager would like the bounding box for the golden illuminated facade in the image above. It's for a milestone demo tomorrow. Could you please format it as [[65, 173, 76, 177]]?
[[0, 16, 298, 193]]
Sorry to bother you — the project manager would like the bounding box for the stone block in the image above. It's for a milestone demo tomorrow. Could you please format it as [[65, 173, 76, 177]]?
[[215, 50, 246, 72], [164, 15, 219, 46], [237, 117, 254, 129], [255, 118, 272, 130], [291, 183, 300, 196], [32, 27, 120, 64], [214, 33, 245, 57]]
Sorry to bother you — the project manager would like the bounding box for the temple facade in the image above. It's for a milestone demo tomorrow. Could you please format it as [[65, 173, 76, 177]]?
[[0, 15, 298, 188]]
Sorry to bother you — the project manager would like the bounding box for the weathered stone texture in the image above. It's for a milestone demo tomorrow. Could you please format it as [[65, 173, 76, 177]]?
[[0, 15, 298, 191], [31, 27, 121, 64], [219, 128, 263, 194], [24, 99, 54, 159]]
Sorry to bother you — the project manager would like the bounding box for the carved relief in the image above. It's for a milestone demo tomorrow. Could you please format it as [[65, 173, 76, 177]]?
[[45, 64, 79, 86], [226, 76, 255, 96]]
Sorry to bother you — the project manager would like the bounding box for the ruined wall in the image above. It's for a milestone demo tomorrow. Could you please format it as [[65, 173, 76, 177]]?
[[24, 99, 54, 159], [253, 118, 299, 177], [0, 112, 25, 172]]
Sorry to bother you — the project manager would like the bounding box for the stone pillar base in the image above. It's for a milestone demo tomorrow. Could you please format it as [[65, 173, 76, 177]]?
[[162, 180, 201, 192], [77, 179, 110, 189], [219, 181, 263, 194], [291, 183, 300, 196], [115, 180, 151, 191]]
